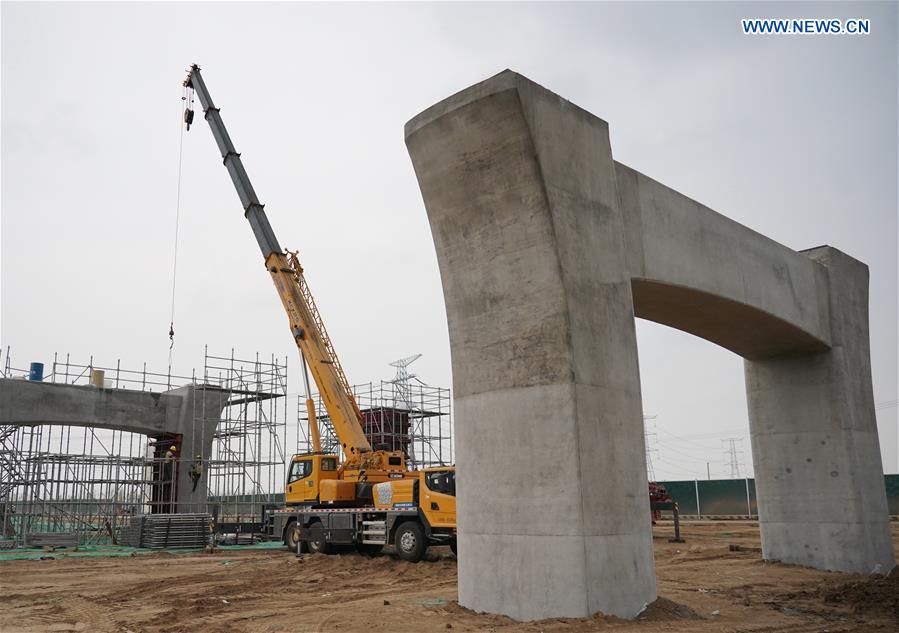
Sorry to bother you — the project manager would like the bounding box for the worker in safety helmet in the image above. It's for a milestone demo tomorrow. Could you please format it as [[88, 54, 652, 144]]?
[[164, 445, 177, 482], [189, 455, 204, 492]]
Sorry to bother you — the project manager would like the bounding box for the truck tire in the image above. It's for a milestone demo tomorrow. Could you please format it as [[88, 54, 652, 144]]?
[[307, 520, 332, 555], [283, 520, 300, 552], [394, 521, 426, 562], [450, 539, 457, 556]]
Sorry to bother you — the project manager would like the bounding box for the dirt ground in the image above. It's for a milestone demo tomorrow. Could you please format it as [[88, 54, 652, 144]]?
[[1, 521, 897, 633]]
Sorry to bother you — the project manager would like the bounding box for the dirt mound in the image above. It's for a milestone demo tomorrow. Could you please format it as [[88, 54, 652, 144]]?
[[637, 596, 702, 621], [772, 569, 899, 622], [439, 595, 700, 628], [820, 571, 899, 619]]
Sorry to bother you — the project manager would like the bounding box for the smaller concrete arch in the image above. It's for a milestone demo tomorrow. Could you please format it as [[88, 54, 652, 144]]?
[[0, 379, 227, 510]]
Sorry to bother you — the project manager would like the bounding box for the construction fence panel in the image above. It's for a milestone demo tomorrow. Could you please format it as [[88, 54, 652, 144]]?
[[696, 479, 756, 516], [886, 474, 899, 516], [658, 480, 698, 516], [660, 475, 896, 518]]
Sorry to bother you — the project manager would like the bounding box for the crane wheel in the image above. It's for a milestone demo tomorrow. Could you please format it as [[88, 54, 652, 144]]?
[[283, 520, 301, 552], [450, 539, 457, 556], [307, 520, 332, 555], [394, 521, 426, 563]]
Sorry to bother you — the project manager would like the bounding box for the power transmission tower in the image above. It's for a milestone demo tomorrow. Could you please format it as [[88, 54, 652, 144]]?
[[389, 353, 422, 409], [643, 415, 658, 482], [722, 437, 745, 479]]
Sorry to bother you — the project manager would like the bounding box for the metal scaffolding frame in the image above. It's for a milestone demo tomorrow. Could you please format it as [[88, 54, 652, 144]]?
[[0, 347, 288, 546], [201, 348, 288, 524]]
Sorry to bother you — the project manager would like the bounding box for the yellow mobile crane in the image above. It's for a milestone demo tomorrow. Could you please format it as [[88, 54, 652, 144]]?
[[184, 65, 456, 560]]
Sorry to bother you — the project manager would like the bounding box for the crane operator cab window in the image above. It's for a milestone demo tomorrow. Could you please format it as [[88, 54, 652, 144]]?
[[288, 456, 338, 483], [425, 470, 456, 496], [288, 459, 312, 483]]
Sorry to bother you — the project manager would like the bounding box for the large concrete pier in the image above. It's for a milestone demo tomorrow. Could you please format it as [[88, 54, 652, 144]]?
[[405, 70, 893, 620]]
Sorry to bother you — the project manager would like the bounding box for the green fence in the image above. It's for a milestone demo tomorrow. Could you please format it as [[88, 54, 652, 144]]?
[[885, 474, 899, 516], [659, 474, 899, 518]]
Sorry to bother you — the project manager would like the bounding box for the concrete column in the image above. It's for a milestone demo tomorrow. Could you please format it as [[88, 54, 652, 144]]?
[[745, 247, 895, 574], [406, 71, 655, 620], [164, 385, 226, 512]]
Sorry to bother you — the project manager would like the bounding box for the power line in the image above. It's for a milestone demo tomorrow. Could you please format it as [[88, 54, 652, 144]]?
[[653, 457, 705, 478], [655, 438, 720, 463], [656, 426, 749, 444]]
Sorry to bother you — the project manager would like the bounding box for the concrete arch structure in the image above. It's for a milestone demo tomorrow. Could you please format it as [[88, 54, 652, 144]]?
[[405, 70, 893, 621], [0, 379, 226, 509]]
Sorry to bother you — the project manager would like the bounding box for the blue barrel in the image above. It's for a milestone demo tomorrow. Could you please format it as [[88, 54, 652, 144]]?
[[29, 362, 44, 381]]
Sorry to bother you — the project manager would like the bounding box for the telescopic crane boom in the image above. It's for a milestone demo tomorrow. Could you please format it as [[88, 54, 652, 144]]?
[[183, 64, 403, 488]]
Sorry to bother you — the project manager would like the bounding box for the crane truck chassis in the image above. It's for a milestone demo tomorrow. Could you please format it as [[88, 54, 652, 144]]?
[[267, 466, 457, 562]]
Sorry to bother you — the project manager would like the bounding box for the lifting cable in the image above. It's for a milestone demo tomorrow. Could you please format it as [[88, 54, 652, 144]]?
[[168, 84, 193, 370]]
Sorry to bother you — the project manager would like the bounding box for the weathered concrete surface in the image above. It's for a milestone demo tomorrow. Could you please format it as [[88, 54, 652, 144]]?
[[746, 247, 893, 573], [406, 71, 656, 620], [405, 70, 893, 620], [616, 164, 832, 359], [0, 379, 226, 510]]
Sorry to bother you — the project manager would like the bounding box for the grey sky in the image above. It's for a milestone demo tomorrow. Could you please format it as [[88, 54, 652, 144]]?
[[2, 1, 896, 479]]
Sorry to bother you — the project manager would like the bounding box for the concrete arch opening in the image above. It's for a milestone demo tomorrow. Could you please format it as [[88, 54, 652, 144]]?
[[405, 70, 894, 621], [633, 317, 753, 484]]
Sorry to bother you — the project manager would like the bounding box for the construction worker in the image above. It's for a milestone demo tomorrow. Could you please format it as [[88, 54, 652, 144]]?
[[164, 445, 177, 482], [189, 455, 204, 492]]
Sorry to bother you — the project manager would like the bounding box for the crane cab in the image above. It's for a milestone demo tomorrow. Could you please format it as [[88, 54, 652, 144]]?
[[373, 466, 456, 528], [285, 454, 339, 506], [420, 467, 456, 528]]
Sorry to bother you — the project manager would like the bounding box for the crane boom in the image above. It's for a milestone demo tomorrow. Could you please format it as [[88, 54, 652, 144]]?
[[183, 65, 280, 260], [183, 64, 373, 460]]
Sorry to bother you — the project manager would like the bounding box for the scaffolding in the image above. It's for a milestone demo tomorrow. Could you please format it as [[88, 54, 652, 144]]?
[[0, 347, 288, 546], [297, 375, 453, 470], [201, 349, 288, 525]]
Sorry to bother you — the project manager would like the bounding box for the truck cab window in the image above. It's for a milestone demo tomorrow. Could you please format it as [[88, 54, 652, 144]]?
[[425, 471, 456, 496], [288, 460, 312, 483]]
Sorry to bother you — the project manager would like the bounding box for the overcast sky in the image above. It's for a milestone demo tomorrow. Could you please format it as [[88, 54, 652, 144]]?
[[2, 1, 896, 479]]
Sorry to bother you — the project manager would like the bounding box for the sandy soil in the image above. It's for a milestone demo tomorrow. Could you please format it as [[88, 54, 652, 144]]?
[[1, 521, 897, 633]]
